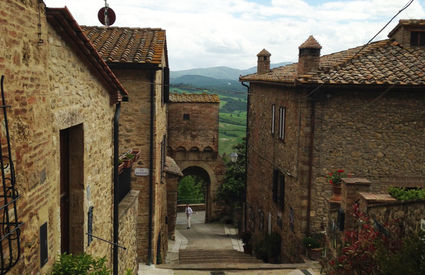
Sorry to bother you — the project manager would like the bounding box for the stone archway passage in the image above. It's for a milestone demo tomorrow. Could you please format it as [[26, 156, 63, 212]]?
[[173, 160, 225, 223], [179, 166, 211, 222]]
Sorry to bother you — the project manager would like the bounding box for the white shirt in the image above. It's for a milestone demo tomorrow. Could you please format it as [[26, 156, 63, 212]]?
[[185, 206, 193, 215]]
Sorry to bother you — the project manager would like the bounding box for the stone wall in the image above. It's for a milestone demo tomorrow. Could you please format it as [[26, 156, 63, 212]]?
[[168, 100, 224, 222], [364, 199, 425, 234], [168, 101, 219, 152], [246, 83, 425, 262], [246, 83, 312, 262], [118, 190, 140, 274], [311, 88, 425, 232], [0, 0, 118, 272], [112, 66, 168, 264]]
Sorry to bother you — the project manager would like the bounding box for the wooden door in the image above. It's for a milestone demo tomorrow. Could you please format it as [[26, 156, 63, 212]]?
[[60, 128, 70, 254]]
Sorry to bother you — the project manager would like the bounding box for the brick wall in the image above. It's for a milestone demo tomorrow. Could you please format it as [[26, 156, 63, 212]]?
[[0, 0, 118, 272]]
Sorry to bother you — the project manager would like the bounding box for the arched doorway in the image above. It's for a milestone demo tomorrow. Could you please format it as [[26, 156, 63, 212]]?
[[178, 166, 211, 222]]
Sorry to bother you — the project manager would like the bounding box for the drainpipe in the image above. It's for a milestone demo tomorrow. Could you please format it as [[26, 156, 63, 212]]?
[[147, 71, 155, 265], [241, 81, 250, 233], [113, 102, 121, 275], [306, 98, 316, 235]]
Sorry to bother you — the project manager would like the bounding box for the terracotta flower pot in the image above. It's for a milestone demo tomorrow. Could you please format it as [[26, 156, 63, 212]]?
[[330, 185, 342, 202]]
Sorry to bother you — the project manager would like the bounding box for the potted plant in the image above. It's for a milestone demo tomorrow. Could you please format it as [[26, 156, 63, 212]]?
[[118, 159, 125, 174], [326, 169, 347, 202], [130, 150, 140, 162]]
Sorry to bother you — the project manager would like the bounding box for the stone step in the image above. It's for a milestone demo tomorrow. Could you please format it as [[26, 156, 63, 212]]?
[[179, 249, 263, 264]]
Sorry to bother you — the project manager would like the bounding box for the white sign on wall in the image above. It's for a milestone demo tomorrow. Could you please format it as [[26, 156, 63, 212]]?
[[135, 168, 149, 177]]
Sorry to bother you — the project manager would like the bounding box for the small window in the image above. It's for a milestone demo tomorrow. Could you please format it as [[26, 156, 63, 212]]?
[[278, 107, 286, 140], [271, 104, 275, 135], [410, 31, 425, 46], [272, 169, 285, 210], [183, 114, 190, 120]]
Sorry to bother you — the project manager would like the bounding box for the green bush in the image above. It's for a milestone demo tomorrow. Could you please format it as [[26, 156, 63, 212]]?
[[388, 187, 425, 201], [375, 230, 425, 275], [177, 175, 205, 204], [52, 253, 110, 275]]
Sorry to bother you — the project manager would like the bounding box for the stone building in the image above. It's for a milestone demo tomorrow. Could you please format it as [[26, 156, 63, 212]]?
[[167, 93, 226, 222], [0, 1, 141, 274], [240, 20, 425, 262], [82, 25, 170, 264]]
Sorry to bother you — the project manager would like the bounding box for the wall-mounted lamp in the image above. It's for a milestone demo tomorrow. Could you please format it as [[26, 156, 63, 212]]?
[[230, 152, 238, 163]]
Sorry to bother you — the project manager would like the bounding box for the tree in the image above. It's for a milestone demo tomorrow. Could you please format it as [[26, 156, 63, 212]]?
[[216, 138, 246, 208], [177, 175, 205, 204]]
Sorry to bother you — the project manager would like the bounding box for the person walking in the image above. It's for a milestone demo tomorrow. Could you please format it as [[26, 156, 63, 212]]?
[[185, 204, 193, 229]]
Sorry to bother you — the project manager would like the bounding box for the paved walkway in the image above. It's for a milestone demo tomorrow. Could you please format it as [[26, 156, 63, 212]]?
[[139, 211, 321, 274]]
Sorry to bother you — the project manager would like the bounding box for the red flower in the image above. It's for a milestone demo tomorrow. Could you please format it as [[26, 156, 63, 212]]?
[[337, 169, 345, 173]]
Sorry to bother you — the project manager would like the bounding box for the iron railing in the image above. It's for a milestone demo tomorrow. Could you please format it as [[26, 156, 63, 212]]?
[[0, 76, 22, 274]]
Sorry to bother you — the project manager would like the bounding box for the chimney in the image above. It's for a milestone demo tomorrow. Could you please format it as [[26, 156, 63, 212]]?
[[257, 49, 271, 74], [297, 35, 321, 76], [388, 19, 425, 48]]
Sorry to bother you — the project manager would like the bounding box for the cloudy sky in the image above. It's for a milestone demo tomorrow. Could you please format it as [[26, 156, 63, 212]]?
[[44, 0, 425, 70]]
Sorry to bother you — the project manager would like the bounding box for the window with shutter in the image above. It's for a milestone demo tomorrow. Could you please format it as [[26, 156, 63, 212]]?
[[278, 107, 286, 140]]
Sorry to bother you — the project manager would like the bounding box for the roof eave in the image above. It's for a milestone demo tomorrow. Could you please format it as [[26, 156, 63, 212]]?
[[46, 7, 128, 104]]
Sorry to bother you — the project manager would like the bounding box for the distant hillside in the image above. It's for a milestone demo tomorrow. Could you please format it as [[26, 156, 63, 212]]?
[[170, 75, 244, 92], [170, 62, 290, 80]]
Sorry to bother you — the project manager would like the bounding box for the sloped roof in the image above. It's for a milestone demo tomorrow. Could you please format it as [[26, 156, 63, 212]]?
[[46, 8, 128, 102], [169, 93, 220, 103], [241, 39, 425, 86], [388, 19, 425, 37], [165, 156, 183, 177], [257, 49, 271, 56], [299, 35, 322, 49], [81, 26, 166, 65]]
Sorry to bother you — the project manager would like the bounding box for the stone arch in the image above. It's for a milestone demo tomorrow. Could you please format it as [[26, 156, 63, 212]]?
[[202, 146, 215, 160], [188, 147, 200, 160], [177, 161, 218, 222], [174, 146, 186, 161]]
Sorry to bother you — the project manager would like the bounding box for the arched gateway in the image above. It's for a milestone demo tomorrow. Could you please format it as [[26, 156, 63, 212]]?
[[167, 93, 225, 222]]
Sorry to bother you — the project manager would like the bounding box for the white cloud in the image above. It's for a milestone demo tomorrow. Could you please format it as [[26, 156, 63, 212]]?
[[44, 0, 425, 70]]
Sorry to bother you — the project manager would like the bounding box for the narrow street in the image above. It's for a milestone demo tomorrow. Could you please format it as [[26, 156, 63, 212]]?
[[139, 212, 320, 274]]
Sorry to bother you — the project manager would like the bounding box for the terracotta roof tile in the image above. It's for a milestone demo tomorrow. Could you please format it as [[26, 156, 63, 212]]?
[[169, 93, 220, 103], [240, 39, 425, 86], [81, 26, 166, 64], [299, 35, 322, 49]]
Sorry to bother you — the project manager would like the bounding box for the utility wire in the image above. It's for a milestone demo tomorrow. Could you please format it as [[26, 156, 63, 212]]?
[[306, 0, 415, 98]]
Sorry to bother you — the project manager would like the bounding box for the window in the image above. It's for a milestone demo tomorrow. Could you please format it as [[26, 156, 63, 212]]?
[[271, 104, 275, 135], [161, 67, 170, 105], [183, 113, 190, 120], [272, 169, 285, 210], [410, 31, 425, 46], [278, 107, 286, 140]]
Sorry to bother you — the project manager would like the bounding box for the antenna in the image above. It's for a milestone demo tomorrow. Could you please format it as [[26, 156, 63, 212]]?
[[98, 0, 116, 27]]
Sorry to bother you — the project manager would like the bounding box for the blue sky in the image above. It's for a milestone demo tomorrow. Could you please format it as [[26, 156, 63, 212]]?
[[44, 0, 425, 70]]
